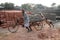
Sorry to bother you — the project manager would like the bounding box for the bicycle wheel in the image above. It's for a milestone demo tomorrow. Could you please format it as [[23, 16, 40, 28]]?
[[8, 21, 19, 33], [49, 24, 54, 28], [34, 22, 43, 31]]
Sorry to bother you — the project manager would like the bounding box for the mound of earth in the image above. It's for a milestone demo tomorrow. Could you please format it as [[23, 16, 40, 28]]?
[[0, 23, 60, 40]]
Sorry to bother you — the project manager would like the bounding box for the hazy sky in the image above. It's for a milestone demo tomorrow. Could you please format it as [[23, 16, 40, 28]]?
[[0, 0, 60, 7]]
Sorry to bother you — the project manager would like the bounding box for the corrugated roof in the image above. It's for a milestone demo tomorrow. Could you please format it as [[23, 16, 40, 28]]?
[[56, 16, 60, 18], [0, 6, 4, 8]]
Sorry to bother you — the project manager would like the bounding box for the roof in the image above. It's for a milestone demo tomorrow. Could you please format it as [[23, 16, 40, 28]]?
[[0, 6, 4, 8], [56, 16, 60, 18], [0, 10, 22, 13]]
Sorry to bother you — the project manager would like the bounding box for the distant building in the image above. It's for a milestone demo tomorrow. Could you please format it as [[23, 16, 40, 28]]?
[[56, 16, 60, 20], [0, 6, 4, 10], [14, 6, 21, 10]]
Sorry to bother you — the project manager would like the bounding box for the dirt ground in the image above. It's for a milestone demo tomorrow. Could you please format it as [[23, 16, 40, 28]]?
[[0, 23, 60, 40]]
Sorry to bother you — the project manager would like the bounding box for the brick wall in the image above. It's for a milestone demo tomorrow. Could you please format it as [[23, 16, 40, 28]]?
[[0, 10, 23, 26]]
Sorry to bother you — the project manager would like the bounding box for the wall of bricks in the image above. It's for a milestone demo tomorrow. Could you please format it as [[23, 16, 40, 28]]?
[[0, 10, 23, 27]]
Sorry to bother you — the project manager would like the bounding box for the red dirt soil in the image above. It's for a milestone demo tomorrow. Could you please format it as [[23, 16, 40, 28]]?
[[0, 24, 60, 40]]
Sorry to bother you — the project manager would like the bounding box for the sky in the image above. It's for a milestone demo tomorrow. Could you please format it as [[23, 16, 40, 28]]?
[[0, 0, 60, 7]]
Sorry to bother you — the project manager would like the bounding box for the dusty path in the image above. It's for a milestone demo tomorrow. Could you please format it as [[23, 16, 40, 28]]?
[[0, 22, 60, 40]]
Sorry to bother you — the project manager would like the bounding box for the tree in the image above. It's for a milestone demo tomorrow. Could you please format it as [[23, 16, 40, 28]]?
[[57, 5, 60, 9], [55, 5, 60, 16], [35, 4, 44, 9], [0, 3, 5, 7], [4, 2, 14, 9], [21, 4, 32, 11], [32, 4, 46, 13], [51, 3, 56, 7], [0, 2, 14, 10]]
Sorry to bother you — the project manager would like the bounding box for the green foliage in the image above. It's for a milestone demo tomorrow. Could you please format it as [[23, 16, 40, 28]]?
[[55, 5, 60, 16], [34, 4, 44, 9], [51, 3, 56, 6], [21, 4, 32, 11], [57, 5, 60, 9], [0, 2, 14, 10], [4, 2, 14, 9], [0, 3, 5, 7], [32, 4, 45, 13]]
